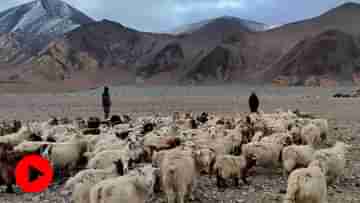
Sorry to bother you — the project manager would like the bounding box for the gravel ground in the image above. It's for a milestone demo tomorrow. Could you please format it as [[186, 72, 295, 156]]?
[[0, 86, 359, 203]]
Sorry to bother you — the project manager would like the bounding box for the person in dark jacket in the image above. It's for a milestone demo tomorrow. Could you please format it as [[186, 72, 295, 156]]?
[[248, 92, 259, 113], [102, 86, 112, 120]]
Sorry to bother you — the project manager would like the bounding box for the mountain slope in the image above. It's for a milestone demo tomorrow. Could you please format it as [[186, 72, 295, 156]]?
[[0, 0, 94, 36], [244, 2, 360, 84], [0, 0, 94, 64], [29, 20, 176, 84], [166, 3, 360, 85], [0, 31, 52, 64], [28, 14, 260, 86], [256, 2, 360, 53], [264, 30, 360, 85]]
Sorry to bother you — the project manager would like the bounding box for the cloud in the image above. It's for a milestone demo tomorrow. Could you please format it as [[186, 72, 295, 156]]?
[[174, 0, 246, 12], [1, 0, 359, 32]]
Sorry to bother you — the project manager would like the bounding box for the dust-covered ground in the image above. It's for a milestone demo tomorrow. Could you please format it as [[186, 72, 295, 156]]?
[[0, 85, 359, 203]]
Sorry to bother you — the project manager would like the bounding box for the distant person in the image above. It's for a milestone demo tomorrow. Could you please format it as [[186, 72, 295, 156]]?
[[248, 92, 259, 113], [102, 86, 112, 120]]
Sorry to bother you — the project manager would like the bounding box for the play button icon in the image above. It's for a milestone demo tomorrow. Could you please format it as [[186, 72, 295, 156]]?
[[29, 165, 43, 182], [15, 154, 54, 193]]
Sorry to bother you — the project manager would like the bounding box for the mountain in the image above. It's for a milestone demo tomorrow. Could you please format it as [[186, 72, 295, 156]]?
[[254, 1, 360, 53], [0, 0, 94, 36], [11, 2, 360, 89], [27, 14, 263, 86], [170, 16, 269, 35], [28, 20, 176, 85], [0, 0, 94, 64], [166, 3, 360, 85], [264, 30, 360, 86], [241, 2, 360, 85]]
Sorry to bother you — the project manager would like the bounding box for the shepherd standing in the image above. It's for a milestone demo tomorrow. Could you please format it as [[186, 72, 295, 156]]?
[[248, 92, 259, 113], [102, 86, 112, 120]]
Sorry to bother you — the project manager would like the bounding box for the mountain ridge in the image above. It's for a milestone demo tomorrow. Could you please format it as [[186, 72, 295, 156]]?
[[0, 0, 94, 36], [0, 0, 94, 64], [169, 16, 269, 35], [2, 1, 360, 88]]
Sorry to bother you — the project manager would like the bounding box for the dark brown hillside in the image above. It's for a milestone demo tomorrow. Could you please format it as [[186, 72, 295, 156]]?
[[262, 30, 360, 85], [245, 2, 360, 84], [180, 45, 245, 84], [30, 20, 175, 83], [29, 16, 256, 86]]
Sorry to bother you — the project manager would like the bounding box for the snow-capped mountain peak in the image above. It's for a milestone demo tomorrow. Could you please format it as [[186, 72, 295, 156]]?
[[40, 0, 72, 17], [0, 0, 94, 36]]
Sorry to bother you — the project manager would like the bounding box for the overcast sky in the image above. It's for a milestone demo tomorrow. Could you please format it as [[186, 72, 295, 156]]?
[[2, 0, 360, 32]]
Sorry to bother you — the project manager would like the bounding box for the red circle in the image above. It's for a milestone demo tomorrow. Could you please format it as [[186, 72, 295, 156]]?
[[15, 154, 53, 193]]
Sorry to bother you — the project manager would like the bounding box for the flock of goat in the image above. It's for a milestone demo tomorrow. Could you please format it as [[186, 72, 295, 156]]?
[[0, 100, 351, 203]]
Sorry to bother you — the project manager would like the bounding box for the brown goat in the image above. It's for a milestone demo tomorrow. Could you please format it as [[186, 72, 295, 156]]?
[[0, 143, 43, 193], [0, 143, 17, 193]]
